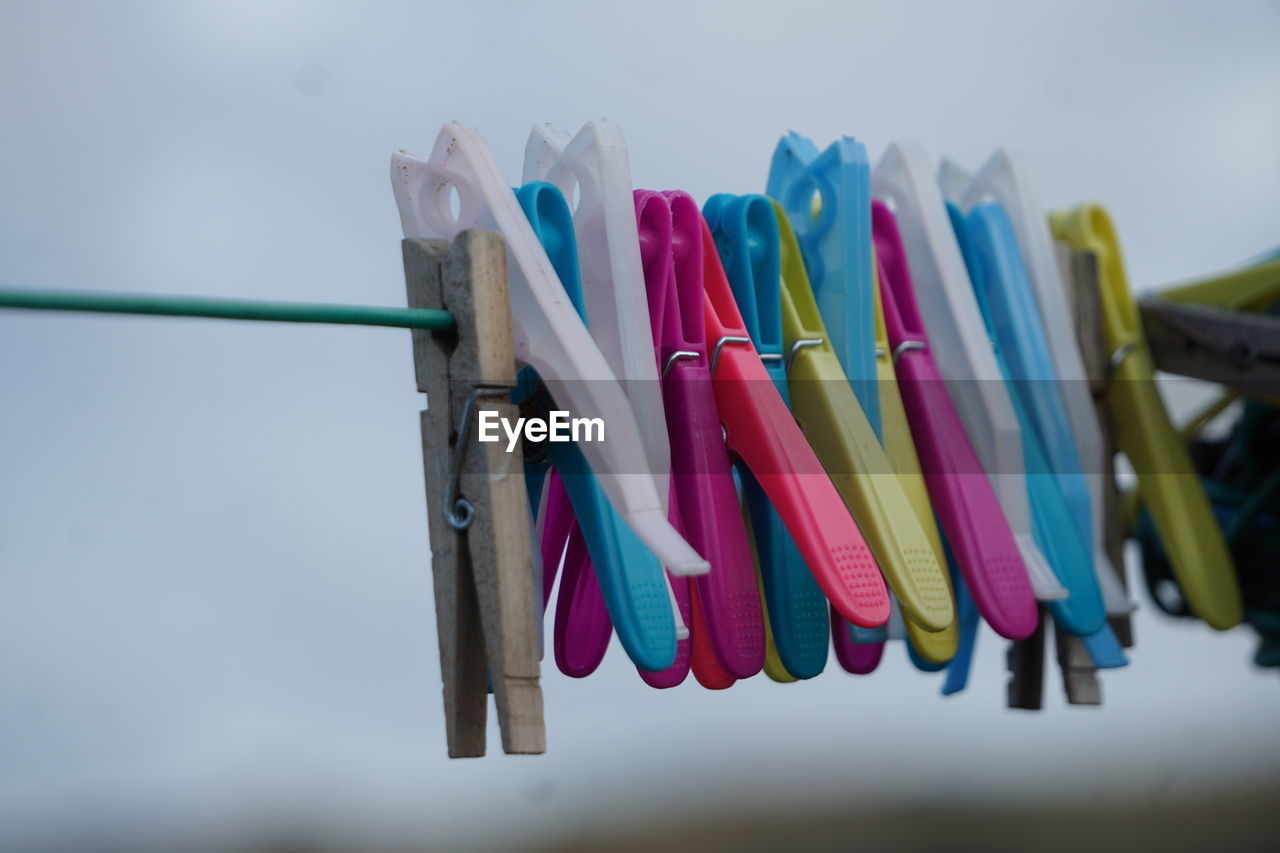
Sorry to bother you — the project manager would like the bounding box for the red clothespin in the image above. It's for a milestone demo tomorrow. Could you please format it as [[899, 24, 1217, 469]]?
[[700, 219, 891, 630]]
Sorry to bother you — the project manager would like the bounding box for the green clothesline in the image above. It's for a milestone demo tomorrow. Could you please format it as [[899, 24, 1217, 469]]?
[[0, 286, 455, 331]]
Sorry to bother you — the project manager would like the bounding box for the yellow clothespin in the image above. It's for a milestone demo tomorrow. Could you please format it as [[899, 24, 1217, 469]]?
[[773, 199, 955, 635], [1159, 255, 1280, 311], [1050, 205, 1244, 630]]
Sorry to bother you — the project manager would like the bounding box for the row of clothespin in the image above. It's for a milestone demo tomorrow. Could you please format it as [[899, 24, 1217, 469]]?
[[392, 121, 1259, 757]]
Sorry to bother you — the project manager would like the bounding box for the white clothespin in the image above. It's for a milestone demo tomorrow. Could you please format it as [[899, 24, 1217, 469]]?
[[522, 121, 679, 554], [956, 151, 1134, 616], [391, 122, 708, 577], [872, 143, 1066, 602], [522, 120, 693, 638]]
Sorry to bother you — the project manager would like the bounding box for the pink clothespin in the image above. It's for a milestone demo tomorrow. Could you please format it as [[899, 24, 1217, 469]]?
[[634, 189, 765, 683], [873, 201, 1038, 640], [701, 218, 891, 631]]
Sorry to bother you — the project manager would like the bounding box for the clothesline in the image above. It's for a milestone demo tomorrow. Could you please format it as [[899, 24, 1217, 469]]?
[[0, 285, 456, 331]]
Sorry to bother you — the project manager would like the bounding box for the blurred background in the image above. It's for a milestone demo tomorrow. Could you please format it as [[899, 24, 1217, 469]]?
[[1, 1, 1278, 850]]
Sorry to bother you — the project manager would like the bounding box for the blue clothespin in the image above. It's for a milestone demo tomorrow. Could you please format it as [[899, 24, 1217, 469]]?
[[512, 181, 677, 673], [965, 204, 1094, 564], [702, 192, 831, 678], [767, 133, 879, 433], [950, 201, 1126, 670], [767, 135, 888, 646]]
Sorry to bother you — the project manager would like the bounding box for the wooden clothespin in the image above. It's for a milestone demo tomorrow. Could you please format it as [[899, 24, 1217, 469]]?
[[1061, 245, 1134, 644], [402, 231, 544, 757], [1054, 243, 1132, 705], [1139, 299, 1280, 398]]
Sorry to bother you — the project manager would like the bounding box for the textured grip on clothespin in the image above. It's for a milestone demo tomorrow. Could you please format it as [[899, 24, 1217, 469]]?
[[404, 232, 545, 757]]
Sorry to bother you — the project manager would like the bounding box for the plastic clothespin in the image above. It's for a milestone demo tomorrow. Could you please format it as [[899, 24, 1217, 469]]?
[[871, 143, 1065, 604], [768, 135, 889, 655], [771, 136, 963, 664], [706, 195, 955, 663], [873, 269, 959, 668], [953, 152, 1134, 618], [514, 181, 677, 673], [701, 193, 830, 679], [1159, 254, 1280, 311], [771, 136, 961, 665], [635, 189, 765, 682], [767, 134, 880, 430], [519, 122, 691, 670], [873, 199, 1038, 641], [1050, 204, 1244, 630], [952, 200, 1126, 670], [522, 123, 673, 504], [390, 123, 708, 581], [700, 215, 891, 630]]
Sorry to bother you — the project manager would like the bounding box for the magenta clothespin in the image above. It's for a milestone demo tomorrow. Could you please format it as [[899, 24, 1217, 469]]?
[[874, 200, 1038, 641], [635, 189, 765, 681]]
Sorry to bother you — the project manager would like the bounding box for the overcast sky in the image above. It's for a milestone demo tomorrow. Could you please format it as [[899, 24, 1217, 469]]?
[[1, 1, 1278, 849]]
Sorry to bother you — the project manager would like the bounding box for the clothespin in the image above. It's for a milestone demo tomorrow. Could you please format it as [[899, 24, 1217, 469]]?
[[1158, 255, 1280, 311], [635, 189, 764, 684], [872, 199, 1039, 642], [1138, 299, 1280, 398], [521, 124, 695, 664], [391, 123, 709, 583], [769, 135, 961, 668], [768, 135, 889, 656], [950, 200, 1127, 676], [766, 134, 880, 429], [1050, 205, 1244, 630], [705, 194, 955, 677], [401, 231, 544, 756], [872, 144, 1066, 605], [957, 153, 1132, 620], [871, 271, 959, 669], [700, 192, 830, 679], [513, 180, 677, 675], [700, 215, 891, 630], [1057, 244, 1135, 651]]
